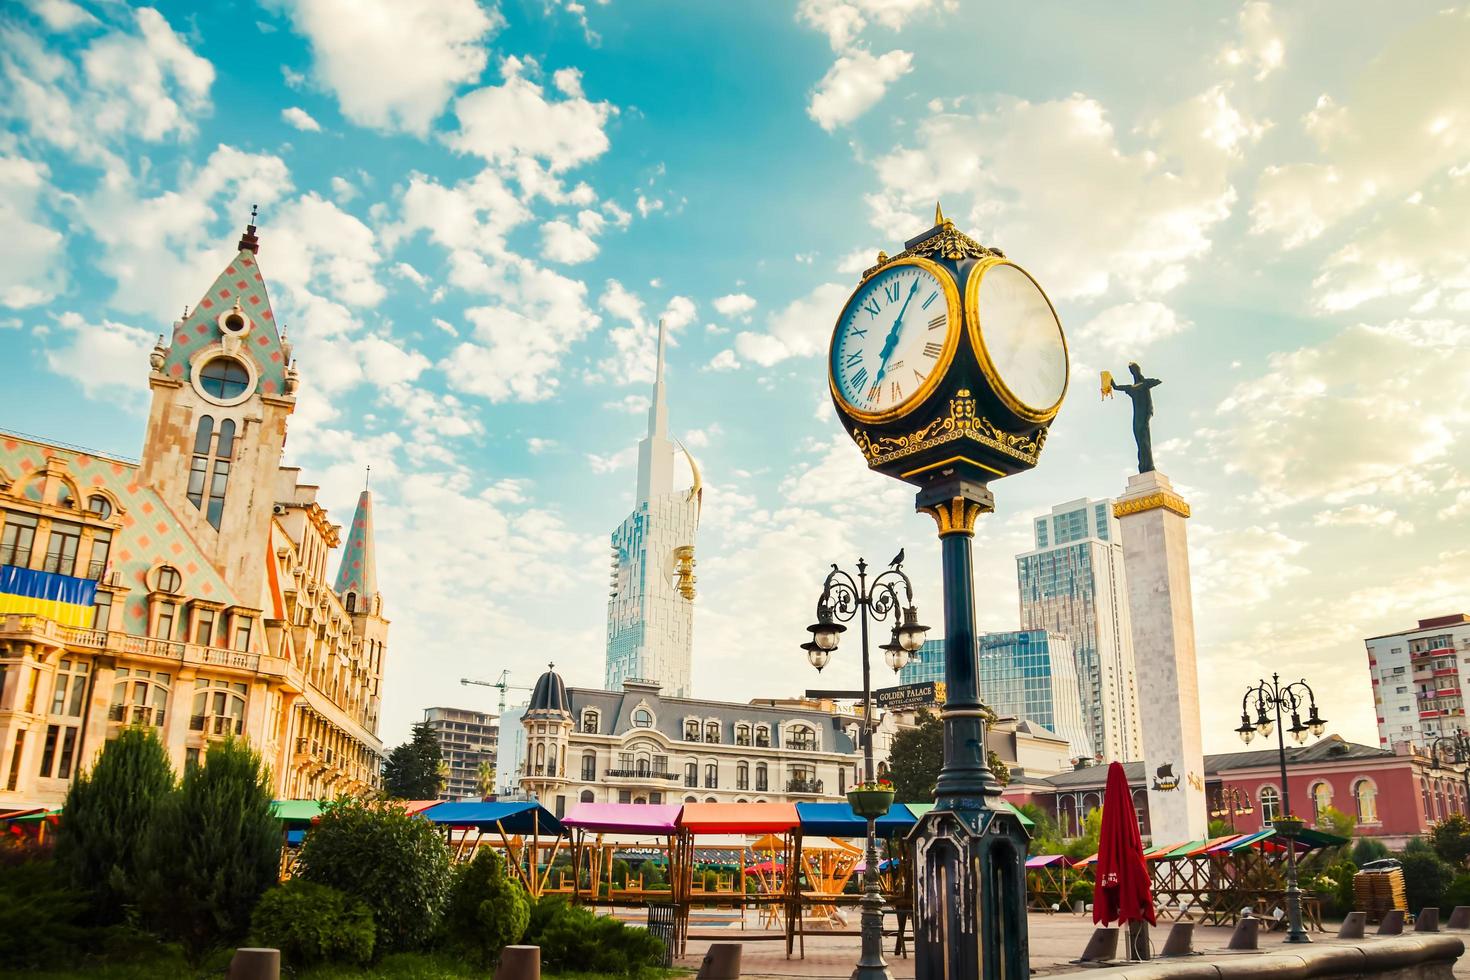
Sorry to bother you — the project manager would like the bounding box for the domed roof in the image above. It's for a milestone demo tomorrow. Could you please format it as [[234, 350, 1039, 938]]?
[[528, 663, 570, 715]]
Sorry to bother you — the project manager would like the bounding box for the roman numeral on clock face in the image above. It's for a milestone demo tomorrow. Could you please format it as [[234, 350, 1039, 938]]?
[[864, 299, 881, 318], [890, 381, 902, 402], [928, 315, 946, 331], [845, 351, 863, 368], [923, 342, 942, 358], [850, 366, 868, 393], [884, 282, 901, 303]]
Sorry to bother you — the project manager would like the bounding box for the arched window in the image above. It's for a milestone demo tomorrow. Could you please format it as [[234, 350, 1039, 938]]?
[[110, 668, 170, 727], [189, 679, 246, 736], [1311, 782, 1332, 823], [636, 756, 650, 777], [87, 494, 112, 519], [581, 709, 600, 734], [216, 419, 236, 457], [582, 751, 597, 782], [633, 708, 653, 727], [344, 592, 356, 614], [705, 797, 717, 804], [704, 763, 718, 789], [736, 724, 751, 746], [193, 416, 214, 454], [684, 719, 700, 741], [787, 724, 816, 750], [186, 415, 232, 528], [1259, 785, 1281, 823], [685, 796, 697, 803], [685, 762, 697, 787], [755, 763, 768, 792], [1354, 780, 1379, 823], [737, 763, 749, 791], [705, 721, 721, 743], [535, 744, 546, 773], [580, 790, 595, 803], [755, 725, 771, 748]]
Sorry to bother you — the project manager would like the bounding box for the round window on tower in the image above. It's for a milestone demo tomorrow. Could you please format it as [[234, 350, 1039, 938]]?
[[195, 356, 255, 405], [218, 304, 252, 337]]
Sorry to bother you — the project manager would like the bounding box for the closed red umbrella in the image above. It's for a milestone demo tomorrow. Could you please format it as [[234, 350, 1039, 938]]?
[[1093, 761, 1156, 927]]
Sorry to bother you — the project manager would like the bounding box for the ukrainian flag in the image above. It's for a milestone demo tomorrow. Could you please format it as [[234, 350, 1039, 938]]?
[[0, 566, 99, 627]]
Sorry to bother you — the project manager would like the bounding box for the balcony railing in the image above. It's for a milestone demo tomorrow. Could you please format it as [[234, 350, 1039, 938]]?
[[107, 704, 165, 727], [606, 768, 680, 780], [189, 714, 244, 737], [684, 775, 698, 788], [0, 545, 29, 567], [0, 615, 261, 671], [786, 778, 824, 794]]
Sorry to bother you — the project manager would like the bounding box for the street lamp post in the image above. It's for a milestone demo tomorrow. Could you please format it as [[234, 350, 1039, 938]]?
[[1209, 785, 1256, 834], [804, 557, 929, 980], [1429, 730, 1470, 817], [1235, 673, 1327, 944]]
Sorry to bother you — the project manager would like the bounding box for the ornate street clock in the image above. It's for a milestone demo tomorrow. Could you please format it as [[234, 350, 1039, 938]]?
[[828, 207, 1068, 489]]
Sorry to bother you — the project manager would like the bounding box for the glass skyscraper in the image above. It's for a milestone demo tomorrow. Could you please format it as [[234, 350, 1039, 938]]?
[[898, 630, 1093, 760], [1016, 498, 1142, 763]]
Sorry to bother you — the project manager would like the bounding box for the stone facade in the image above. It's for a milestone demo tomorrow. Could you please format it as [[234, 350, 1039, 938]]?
[[0, 223, 387, 806]]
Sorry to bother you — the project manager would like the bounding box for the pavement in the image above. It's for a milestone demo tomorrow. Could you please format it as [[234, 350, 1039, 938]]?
[[667, 911, 1470, 978]]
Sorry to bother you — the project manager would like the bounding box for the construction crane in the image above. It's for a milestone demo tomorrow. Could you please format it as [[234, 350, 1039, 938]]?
[[461, 670, 533, 716]]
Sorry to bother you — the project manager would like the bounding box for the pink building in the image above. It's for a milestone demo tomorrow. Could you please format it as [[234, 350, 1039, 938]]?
[[1006, 735, 1465, 848]]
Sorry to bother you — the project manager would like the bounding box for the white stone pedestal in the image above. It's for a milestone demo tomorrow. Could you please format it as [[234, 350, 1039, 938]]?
[[1115, 470, 1207, 845]]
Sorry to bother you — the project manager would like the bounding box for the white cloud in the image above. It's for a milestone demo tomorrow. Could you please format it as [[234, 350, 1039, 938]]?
[[266, 193, 386, 308], [0, 156, 65, 307], [597, 280, 696, 384], [712, 293, 757, 320], [733, 283, 850, 367], [605, 394, 650, 414], [808, 48, 913, 132], [329, 175, 356, 203], [281, 106, 321, 131], [797, 0, 948, 51], [272, 0, 500, 135], [393, 262, 428, 288], [540, 218, 599, 264], [587, 447, 637, 474], [22, 0, 98, 31], [1219, 2, 1284, 80], [450, 56, 616, 173], [1313, 504, 1414, 538], [707, 349, 739, 372], [1077, 302, 1190, 358], [42, 311, 156, 402], [527, 437, 557, 454]]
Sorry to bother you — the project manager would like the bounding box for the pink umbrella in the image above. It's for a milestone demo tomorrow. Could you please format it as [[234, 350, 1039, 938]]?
[[1093, 761, 1156, 928]]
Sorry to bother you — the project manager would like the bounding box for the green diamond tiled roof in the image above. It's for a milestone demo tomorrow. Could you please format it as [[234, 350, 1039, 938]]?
[[333, 490, 377, 599], [0, 437, 239, 629], [161, 249, 288, 396]]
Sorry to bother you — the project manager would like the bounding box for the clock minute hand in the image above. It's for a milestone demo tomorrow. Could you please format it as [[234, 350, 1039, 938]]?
[[873, 280, 921, 387]]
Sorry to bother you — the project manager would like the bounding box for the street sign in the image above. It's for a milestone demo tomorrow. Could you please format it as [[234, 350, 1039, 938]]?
[[876, 681, 945, 709]]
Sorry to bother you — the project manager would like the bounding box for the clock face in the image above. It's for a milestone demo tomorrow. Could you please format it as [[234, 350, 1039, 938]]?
[[967, 261, 1068, 421], [830, 258, 958, 421]]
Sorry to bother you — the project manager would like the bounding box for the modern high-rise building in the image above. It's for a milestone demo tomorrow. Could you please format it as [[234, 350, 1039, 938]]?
[[898, 631, 1093, 761], [423, 706, 499, 801], [978, 630, 1093, 761], [605, 322, 701, 697], [1367, 614, 1470, 750], [0, 220, 388, 806], [1016, 498, 1142, 763]]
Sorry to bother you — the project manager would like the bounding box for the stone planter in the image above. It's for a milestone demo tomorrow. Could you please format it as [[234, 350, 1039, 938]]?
[[847, 788, 894, 819]]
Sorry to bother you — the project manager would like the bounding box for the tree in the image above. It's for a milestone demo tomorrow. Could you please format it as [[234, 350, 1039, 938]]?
[[444, 847, 530, 966], [476, 759, 497, 799], [383, 721, 444, 800], [142, 737, 281, 964], [1399, 840, 1454, 914], [54, 726, 175, 923], [1064, 808, 1104, 861], [298, 796, 453, 952], [1316, 805, 1357, 848], [886, 707, 1010, 802], [1430, 814, 1470, 868]]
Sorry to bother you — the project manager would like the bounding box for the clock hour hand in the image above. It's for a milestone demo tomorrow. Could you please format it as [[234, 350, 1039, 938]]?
[[873, 280, 921, 387]]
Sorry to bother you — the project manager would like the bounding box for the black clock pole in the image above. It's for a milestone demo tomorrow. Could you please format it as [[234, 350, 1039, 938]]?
[[912, 475, 1029, 980]]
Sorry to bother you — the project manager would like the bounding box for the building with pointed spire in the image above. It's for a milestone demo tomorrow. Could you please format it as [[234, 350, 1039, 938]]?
[[0, 218, 388, 807], [605, 321, 701, 697]]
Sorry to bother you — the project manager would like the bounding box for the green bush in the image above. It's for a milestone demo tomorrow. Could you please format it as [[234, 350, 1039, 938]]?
[[1306, 859, 1357, 918], [141, 737, 280, 964], [524, 896, 665, 976], [1067, 880, 1094, 906], [443, 848, 529, 966], [1442, 874, 1470, 913], [1399, 848, 1454, 915], [611, 858, 631, 886], [55, 726, 175, 922], [1352, 837, 1390, 866], [298, 796, 452, 952], [1431, 815, 1470, 868], [702, 869, 718, 891], [251, 879, 375, 966], [0, 858, 90, 969]]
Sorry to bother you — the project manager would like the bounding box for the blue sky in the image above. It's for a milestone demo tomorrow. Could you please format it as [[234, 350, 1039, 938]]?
[[3, 0, 1468, 754]]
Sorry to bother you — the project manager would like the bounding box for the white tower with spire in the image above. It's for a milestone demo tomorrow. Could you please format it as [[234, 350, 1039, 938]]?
[[605, 321, 702, 696]]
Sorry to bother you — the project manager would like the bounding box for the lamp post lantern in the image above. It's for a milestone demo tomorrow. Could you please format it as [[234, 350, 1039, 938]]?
[[804, 557, 928, 980], [1429, 730, 1470, 816], [1209, 785, 1256, 834], [1235, 673, 1326, 944]]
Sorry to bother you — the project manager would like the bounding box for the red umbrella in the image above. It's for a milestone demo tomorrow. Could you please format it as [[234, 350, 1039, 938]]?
[[1093, 761, 1156, 927]]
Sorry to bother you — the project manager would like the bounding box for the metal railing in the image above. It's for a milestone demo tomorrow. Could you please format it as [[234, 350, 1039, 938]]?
[[785, 778, 824, 794], [606, 768, 680, 780]]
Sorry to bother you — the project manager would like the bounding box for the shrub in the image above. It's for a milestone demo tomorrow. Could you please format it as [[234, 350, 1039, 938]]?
[[1431, 815, 1470, 868], [1443, 874, 1470, 914], [524, 899, 665, 976], [444, 848, 529, 966], [54, 726, 175, 922], [1067, 880, 1094, 906], [1352, 837, 1390, 866], [1399, 848, 1454, 915], [0, 858, 90, 969], [298, 796, 452, 952], [141, 737, 280, 964], [251, 879, 375, 966], [1306, 859, 1357, 918], [611, 858, 631, 886]]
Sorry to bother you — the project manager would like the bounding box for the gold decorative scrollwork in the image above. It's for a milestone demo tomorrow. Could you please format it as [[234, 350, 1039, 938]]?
[[852, 389, 1046, 469], [863, 220, 1004, 280], [1113, 491, 1191, 519], [918, 495, 993, 538]]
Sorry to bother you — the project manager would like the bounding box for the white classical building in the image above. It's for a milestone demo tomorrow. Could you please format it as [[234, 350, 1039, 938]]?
[[605, 322, 700, 697], [1016, 498, 1142, 763]]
